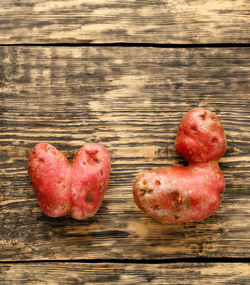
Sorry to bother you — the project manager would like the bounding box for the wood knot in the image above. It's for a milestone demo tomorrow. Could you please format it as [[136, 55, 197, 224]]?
[[88, 136, 100, 143]]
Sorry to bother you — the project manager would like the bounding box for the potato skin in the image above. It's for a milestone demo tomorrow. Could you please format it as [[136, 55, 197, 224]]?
[[175, 108, 227, 163], [133, 108, 227, 223], [28, 143, 71, 218], [133, 162, 225, 223], [70, 143, 111, 220], [28, 143, 110, 219]]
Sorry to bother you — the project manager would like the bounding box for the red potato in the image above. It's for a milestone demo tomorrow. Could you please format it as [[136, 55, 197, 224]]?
[[133, 108, 227, 223], [175, 108, 227, 163], [134, 162, 225, 223], [28, 143, 111, 220]]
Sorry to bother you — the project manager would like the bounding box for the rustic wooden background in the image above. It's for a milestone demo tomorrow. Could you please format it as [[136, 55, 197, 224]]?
[[1, 1, 250, 284]]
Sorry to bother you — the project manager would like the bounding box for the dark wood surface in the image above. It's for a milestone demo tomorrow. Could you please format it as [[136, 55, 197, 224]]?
[[0, 0, 249, 44], [1, 1, 250, 284], [1, 262, 250, 284]]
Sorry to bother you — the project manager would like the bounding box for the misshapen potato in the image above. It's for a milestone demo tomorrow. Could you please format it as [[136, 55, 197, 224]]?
[[133, 108, 227, 223], [28, 143, 110, 220]]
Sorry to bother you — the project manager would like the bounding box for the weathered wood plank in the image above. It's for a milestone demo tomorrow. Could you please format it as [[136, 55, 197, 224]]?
[[1, 47, 250, 261], [1, 262, 250, 284], [0, 0, 249, 44]]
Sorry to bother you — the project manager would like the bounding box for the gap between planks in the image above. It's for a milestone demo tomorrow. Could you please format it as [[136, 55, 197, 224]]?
[[0, 43, 249, 48], [1, 257, 250, 264]]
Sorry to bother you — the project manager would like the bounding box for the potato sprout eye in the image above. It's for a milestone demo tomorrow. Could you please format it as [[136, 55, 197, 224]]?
[[212, 137, 218, 143]]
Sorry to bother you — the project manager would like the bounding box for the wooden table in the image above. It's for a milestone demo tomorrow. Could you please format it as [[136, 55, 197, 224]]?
[[1, 1, 250, 284]]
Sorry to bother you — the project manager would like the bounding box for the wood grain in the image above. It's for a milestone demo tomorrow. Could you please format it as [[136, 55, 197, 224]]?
[[1, 47, 250, 261], [1, 262, 250, 284], [0, 262, 250, 285], [0, 0, 249, 44]]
